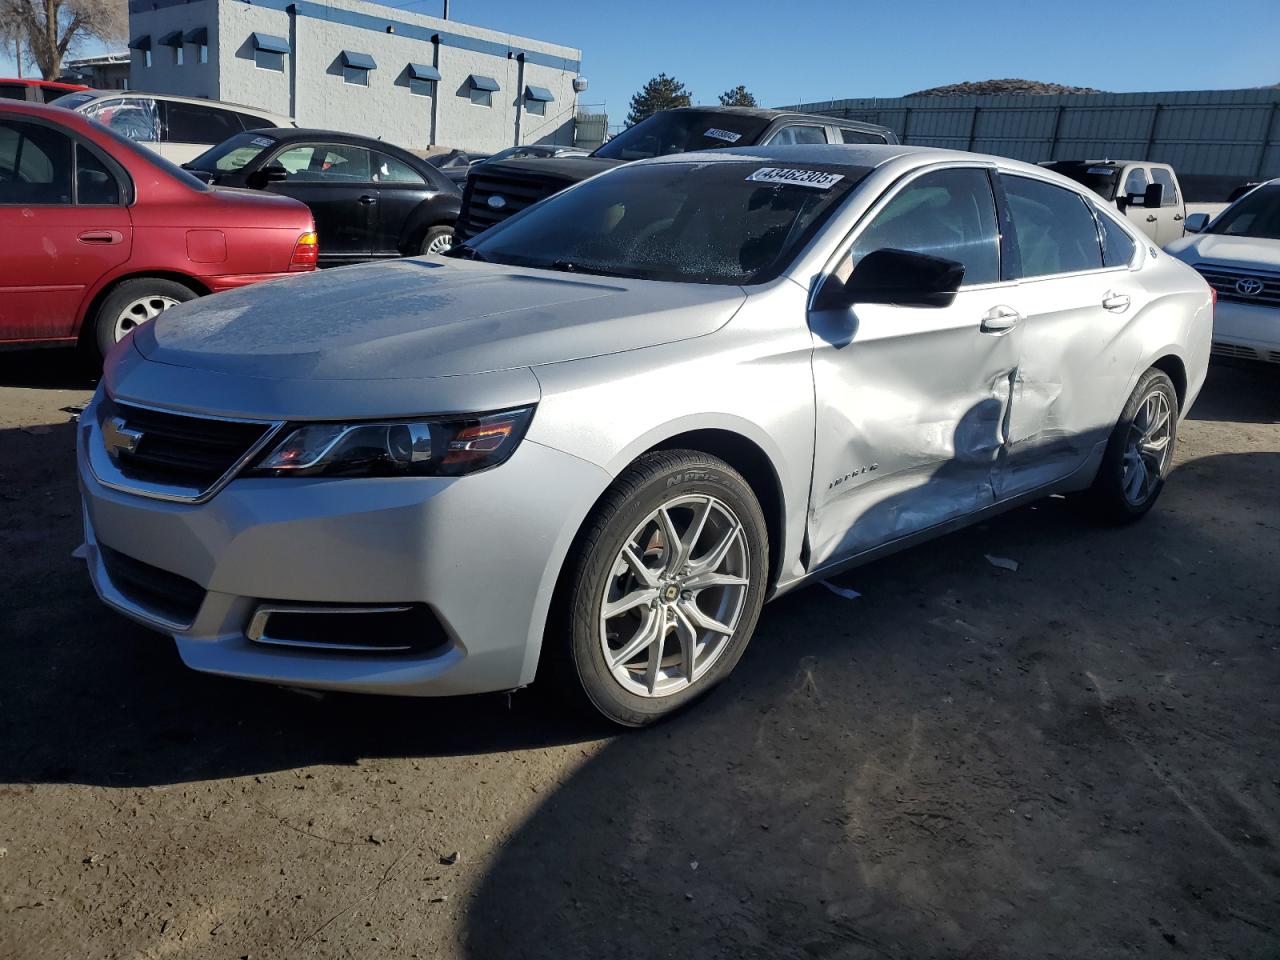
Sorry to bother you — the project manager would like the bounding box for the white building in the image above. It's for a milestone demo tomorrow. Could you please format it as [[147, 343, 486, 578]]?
[[125, 0, 585, 152]]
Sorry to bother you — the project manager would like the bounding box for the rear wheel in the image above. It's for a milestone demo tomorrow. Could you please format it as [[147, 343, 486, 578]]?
[[93, 278, 197, 359], [552, 451, 769, 727], [1087, 368, 1178, 522], [418, 225, 455, 256]]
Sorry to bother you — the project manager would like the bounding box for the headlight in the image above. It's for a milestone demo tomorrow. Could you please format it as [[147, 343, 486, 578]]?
[[249, 406, 534, 478]]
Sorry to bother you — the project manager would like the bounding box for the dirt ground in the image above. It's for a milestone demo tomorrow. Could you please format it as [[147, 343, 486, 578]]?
[[0, 350, 1277, 960]]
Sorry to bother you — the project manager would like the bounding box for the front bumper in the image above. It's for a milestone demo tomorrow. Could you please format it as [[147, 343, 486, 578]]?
[[1211, 299, 1280, 364], [77, 399, 610, 697]]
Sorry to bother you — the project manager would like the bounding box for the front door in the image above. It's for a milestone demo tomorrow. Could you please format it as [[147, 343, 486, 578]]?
[[990, 174, 1147, 499], [0, 118, 132, 343], [806, 166, 1020, 570], [266, 142, 376, 264]]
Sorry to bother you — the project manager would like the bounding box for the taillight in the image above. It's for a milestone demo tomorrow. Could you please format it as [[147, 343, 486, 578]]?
[[290, 231, 318, 271], [1209, 286, 1217, 309]]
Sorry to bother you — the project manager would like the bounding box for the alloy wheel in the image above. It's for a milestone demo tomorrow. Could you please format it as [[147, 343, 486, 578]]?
[[1121, 389, 1173, 506], [113, 294, 179, 343], [599, 494, 750, 698], [423, 231, 455, 255]]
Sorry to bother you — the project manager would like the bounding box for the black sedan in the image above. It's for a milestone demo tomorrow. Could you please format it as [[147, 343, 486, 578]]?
[[186, 129, 461, 266]]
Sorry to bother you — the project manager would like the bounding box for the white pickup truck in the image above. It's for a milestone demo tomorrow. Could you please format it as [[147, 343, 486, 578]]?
[[1041, 160, 1188, 245]]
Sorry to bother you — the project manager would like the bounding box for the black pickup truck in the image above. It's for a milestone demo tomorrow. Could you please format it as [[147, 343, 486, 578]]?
[[454, 106, 898, 241]]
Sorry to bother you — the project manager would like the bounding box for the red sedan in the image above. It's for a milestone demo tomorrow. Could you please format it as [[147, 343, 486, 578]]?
[[0, 101, 317, 357]]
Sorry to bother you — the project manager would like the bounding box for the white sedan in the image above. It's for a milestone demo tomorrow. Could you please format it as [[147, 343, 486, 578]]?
[[1167, 180, 1280, 366]]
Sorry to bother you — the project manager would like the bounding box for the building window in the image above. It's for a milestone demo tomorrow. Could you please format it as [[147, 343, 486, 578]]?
[[255, 49, 283, 71], [524, 85, 554, 117], [525, 98, 545, 116], [251, 33, 290, 72], [199, 44, 208, 64], [144, 50, 152, 68], [467, 74, 499, 108], [175, 45, 184, 66], [339, 51, 376, 87], [406, 63, 439, 97], [343, 65, 369, 86], [409, 77, 435, 97]]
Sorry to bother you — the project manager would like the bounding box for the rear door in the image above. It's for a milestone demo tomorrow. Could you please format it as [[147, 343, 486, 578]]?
[[369, 150, 436, 256], [265, 142, 376, 263], [0, 118, 132, 342], [990, 173, 1145, 499], [162, 100, 246, 164], [806, 165, 1019, 568]]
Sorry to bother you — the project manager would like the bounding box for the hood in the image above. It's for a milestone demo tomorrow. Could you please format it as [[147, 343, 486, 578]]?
[[1166, 232, 1280, 271], [481, 155, 623, 184], [134, 257, 746, 381]]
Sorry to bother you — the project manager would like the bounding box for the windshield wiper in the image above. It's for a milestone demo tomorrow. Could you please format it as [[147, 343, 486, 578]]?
[[550, 259, 580, 273]]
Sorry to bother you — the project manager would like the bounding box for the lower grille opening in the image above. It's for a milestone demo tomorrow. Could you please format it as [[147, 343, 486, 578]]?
[[247, 603, 449, 655], [99, 545, 206, 626]]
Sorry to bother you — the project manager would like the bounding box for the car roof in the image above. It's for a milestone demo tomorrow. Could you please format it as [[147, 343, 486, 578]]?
[[0, 99, 97, 127], [667, 104, 892, 131], [0, 77, 88, 90], [65, 89, 292, 122], [637, 142, 1101, 185]]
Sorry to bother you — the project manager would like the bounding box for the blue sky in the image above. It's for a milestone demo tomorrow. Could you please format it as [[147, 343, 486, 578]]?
[[4, 0, 1277, 120]]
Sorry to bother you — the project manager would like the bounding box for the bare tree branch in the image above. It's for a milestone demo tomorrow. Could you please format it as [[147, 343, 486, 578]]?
[[0, 0, 126, 79]]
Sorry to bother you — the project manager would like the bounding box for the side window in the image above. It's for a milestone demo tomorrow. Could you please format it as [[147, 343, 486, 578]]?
[[236, 112, 275, 131], [0, 84, 28, 101], [165, 101, 242, 145], [76, 144, 121, 204], [0, 120, 73, 204], [1122, 166, 1149, 200], [1003, 176, 1104, 277], [843, 167, 1001, 287], [1095, 207, 1136, 268], [1150, 167, 1179, 207], [85, 98, 160, 142], [840, 128, 887, 145], [373, 152, 426, 185], [768, 125, 828, 146], [273, 144, 372, 182]]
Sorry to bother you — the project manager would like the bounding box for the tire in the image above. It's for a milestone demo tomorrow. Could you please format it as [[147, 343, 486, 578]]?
[[550, 450, 769, 727], [1087, 368, 1179, 523], [93, 278, 197, 360], [418, 225, 455, 256]]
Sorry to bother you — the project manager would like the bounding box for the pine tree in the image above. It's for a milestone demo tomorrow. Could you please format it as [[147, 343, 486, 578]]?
[[718, 85, 758, 108], [626, 73, 692, 127]]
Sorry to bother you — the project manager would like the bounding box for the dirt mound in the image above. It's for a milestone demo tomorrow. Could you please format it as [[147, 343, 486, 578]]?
[[907, 78, 1104, 97]]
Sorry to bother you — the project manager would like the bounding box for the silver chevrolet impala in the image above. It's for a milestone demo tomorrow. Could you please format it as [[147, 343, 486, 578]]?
[[77, 145, 1213, 725]]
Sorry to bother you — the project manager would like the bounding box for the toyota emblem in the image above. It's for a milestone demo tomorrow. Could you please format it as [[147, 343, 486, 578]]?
[[487, 194, 507, 210], [1234, 277, 1264, 297]]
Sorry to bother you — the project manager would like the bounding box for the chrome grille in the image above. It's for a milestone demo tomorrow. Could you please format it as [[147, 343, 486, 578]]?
[[1193, 263, 1280, 307], [91, 396, 280, 502]]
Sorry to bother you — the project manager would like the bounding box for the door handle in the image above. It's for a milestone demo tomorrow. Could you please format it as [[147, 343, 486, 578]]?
[[1173, 214, 1184, 221], [1145, 215, 1157, 222], [1102, 291, 1131, 313], [980, 306, 1023, 335], [78, 230, 121, 244], [359, 195, 377, 205]]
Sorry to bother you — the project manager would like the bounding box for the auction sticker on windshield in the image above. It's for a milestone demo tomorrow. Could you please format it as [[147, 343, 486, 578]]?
[[705, 128, 743, 143], [746, 167, 845, 190]]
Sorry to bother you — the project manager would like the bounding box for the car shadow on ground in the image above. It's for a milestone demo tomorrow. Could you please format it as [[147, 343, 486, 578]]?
[[0, 347, 99, 391]]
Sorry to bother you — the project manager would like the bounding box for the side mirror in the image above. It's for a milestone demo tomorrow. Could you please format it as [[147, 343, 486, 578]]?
[[1184, 212, 1210, 234], [1142, 182, 1165, 209], [815, 248, 965, 310], [248, 164, 289, 189]]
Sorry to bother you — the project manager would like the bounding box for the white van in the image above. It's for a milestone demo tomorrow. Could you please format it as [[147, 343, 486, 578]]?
[[49, 90, 294, 164]]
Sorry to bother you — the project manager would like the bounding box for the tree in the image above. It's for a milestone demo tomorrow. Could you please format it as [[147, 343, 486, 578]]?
[[718, 85, 758, 108], [626, 73, 691, 127], [0, 0, 126, 80]]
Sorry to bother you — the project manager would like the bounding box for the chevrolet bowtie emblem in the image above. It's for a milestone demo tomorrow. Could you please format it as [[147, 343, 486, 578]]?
[[102, 416, 143, 458]]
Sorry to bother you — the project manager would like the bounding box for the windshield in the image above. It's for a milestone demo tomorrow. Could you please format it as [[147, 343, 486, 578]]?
[[593, 111, 772, 162], [1207, 183, 1280, 240], [1043, 162, 1121, 201], [188, 132, 277, 174], [459, 160, 868, 285], [49, 91, 96, 110]]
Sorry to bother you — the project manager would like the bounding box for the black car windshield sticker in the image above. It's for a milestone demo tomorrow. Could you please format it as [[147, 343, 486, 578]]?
[[746, 168, 844, 189], [705, 127, 743, 143]]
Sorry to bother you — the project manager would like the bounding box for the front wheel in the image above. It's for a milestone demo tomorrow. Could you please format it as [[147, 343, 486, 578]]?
[[418, 225, 455, 256], [553, 451, 769, 727], [1087, 368, 1179, 523]]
